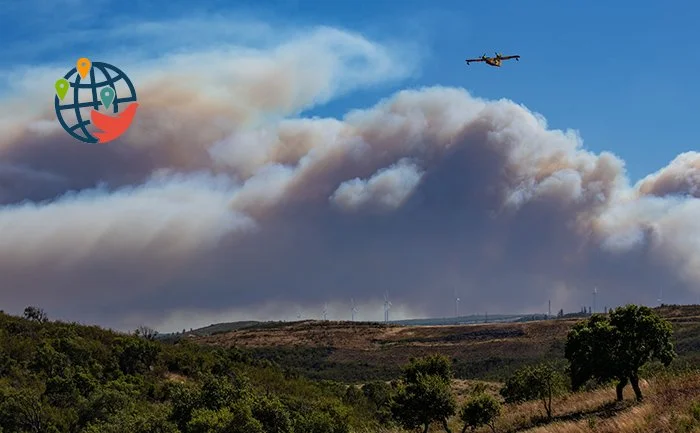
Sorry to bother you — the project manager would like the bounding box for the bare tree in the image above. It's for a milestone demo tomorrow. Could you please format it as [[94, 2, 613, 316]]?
[[23, 306, 48, 323], [134, 325, 158, 340]]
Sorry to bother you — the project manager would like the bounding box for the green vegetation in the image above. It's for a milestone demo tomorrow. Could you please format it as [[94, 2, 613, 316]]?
[[0, 308, 384, 433], [500, 362, 567, 420], [459, 393, 501, 433], [565, 304, 676, 401], [0, 303, 688, 432], [391, 355, 457, 433]]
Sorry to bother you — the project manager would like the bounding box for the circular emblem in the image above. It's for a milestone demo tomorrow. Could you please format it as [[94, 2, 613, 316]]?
[[54, 59, 138, 144]]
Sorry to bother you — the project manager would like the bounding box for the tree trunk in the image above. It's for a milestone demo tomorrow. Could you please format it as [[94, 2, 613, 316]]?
[[630, 374, 644, 401], [542, 395, 552, 420], [489, 421, 497, 433], [442, 418, 453, 433], [423, 423, 430, 433], [615, 377, 628, 401], [460, 423, 468, 433]]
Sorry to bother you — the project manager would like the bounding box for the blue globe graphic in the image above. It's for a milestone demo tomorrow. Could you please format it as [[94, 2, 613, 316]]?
[[54, 61, 137, 144]]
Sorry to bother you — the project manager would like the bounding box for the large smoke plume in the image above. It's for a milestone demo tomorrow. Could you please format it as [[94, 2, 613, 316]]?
[[1, 23, 699, 331]]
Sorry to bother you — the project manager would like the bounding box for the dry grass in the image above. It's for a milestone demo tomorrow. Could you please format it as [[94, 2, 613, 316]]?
[[199, 321, 397, 350], [364, 373, 700, 432], [164, 372, 188, 383], [440, 372, 700, 433]]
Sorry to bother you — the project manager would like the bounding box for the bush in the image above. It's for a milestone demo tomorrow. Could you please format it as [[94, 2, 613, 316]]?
[[500, 362, 566, 420], [252, 395, 293, 433], [459, 393, 501, 432]]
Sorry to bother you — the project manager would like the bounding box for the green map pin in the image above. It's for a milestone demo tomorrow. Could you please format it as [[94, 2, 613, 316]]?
[[100, 87, 115, 109], [55, 78, 69, 100]]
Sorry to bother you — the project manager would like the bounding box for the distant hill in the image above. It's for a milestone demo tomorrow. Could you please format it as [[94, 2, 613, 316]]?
[[191, 304, 700, 384], [159, 320, 261, 338], [391, 313, 524, 326], [161, 312, 539, 339]]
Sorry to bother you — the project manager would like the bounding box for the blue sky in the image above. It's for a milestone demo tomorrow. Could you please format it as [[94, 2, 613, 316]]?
[[1, 0, 698, 182]]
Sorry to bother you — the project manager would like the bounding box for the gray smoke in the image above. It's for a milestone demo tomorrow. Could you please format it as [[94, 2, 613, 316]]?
[[1, 25, 698, 331]]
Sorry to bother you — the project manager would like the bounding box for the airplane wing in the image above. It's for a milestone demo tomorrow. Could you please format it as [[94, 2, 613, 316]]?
[[501, 55, 521, 61], [465, 58, 485, 64]]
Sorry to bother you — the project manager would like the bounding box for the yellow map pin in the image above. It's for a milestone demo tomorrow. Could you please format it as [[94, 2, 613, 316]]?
[[76, 58, 91, 79]]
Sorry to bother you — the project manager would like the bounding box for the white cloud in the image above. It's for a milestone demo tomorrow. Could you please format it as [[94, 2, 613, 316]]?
[[331, 158, 424, 212]]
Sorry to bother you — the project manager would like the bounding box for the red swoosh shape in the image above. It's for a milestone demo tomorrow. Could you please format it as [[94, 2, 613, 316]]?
[[90, 102, 139, 144]]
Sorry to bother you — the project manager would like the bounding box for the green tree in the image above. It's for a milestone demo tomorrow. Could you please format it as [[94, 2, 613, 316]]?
[[252, 395, 293, 433], [199, 374, 246, 410], [82, 403, 179, 433], [565, 304, 675, 401], [294, 408, 349, 433], [167, 381, 202, 430], [392, 355, 457, 433], [500, 363, 566, 420], [361, 380, 394, 425], [459, 393, 501, 433], [402, 354, 453, 383], [114, 337, 160, 375], [187, 404, 264, 433], [77, 382, 136, 427], [0, 386, 54, 433]]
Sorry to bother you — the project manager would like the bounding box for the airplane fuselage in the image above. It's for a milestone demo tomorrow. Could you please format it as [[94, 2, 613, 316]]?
[[485, 58, 502, 67]]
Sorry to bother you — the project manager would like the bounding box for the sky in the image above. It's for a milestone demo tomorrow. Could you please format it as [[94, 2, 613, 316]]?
[[0, 0, 699, 331]]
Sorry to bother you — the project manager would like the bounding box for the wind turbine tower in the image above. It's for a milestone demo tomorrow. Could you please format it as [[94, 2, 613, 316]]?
[[322, 304, 328, 321], [383, 291, 392, 323], [454, 289, 460, 318], [658, 288, 663, 306], [593, 287, 597, 314], [351, 298, 358, 321]]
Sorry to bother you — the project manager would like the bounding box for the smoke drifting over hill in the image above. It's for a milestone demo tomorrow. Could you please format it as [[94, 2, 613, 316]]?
[[1, 25, 699, 331]]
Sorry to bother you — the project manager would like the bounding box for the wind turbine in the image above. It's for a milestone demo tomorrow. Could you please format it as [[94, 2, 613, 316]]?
[[384, 291, 392, 322], [322, 304, 328, 321], [351, 298, 358, 321], [658, 288, 663, 306], [593, 287, 597, 314], [454, 289, 460, 318]]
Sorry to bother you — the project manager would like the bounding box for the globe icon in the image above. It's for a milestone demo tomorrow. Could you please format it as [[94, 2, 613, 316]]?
[[54, 61, 137, 144]]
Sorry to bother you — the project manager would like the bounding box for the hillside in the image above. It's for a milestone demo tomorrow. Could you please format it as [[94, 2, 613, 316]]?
[[2, 305, 700, 432], [194, 305, 700, 383], [164, 314, 531, 339], [0, 311, 385, 432]]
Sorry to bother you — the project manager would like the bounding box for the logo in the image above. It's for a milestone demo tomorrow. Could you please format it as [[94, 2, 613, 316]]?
[[54, 57, 138, 144]]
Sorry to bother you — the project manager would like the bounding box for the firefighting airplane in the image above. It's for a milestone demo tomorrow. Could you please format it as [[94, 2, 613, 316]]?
[[465, 52, 520, 67]]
